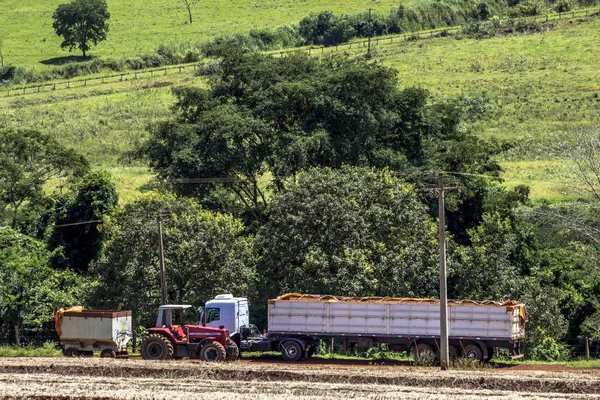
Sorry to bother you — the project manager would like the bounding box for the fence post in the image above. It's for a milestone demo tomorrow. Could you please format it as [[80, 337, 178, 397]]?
[[14, 325, 20, 346], [38, 86, 40, 93], [132, 330, 137, 354], [164, 68, 167, 75], [330, 337, 334, 354], [53, 84, 56, 90], [585, 336, 590, 359]]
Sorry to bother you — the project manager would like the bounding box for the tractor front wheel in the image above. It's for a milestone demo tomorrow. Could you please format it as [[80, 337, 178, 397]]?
[[141, 334, 174, 361], [226, 339, 239, 361], [199, 341, 227, 362]]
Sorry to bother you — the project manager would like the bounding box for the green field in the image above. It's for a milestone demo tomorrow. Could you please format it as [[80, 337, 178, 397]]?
[[2, 17, 599, 202], [0, 0, 403, 68]]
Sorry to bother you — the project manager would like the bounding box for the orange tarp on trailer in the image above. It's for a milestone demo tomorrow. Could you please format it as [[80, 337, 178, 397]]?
[[53, 306, 84, 337]]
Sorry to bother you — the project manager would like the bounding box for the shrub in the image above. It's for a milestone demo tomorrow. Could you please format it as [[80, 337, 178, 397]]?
[[529, 328, 571, 361], [412, 350, 437, 366]]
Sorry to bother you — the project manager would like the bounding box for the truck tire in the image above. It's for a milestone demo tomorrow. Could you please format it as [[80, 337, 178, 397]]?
[[463, 344, 483, 362], [200, 341, 227, 362], [100, 349, 117, 358], [63, 347, 80, 357], [141, 334, 174, 360], [281, 340, 303, 362], [226, 339, 240, 361]]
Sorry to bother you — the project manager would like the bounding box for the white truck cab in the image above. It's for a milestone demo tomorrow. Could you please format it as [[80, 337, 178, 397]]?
[[201, 294, 249, 335]]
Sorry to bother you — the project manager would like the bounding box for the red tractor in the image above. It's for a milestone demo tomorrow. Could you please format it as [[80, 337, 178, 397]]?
[[141, 304, 239, 362]]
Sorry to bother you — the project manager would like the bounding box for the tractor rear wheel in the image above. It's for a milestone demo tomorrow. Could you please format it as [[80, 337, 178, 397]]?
[[141, 334, 174, 360], [226, 339, 239, 361], [199, 341, 227, 362]]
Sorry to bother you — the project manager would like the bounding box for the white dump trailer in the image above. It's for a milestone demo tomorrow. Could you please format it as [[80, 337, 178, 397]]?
[[233, 293, 526, 362], [55, 309, 132, 358]]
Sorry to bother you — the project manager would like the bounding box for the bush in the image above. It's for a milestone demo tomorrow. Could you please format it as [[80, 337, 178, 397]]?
[[529, 328, 571, 361], [412, 350, 437, 366]]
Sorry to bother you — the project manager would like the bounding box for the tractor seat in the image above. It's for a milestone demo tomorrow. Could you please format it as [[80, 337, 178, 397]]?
[[171, 325, 187, 341]]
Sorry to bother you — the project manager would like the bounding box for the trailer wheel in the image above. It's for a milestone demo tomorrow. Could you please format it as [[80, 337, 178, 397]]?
[[449, 345, 459, 360], [487, 347, 494, 361], [413, 343, 434, 359], [463, 344, 483, 362], [100, 349, 117, 358], [281, 341, 303, 362], [63, 347, 80, 357], [226, 339, 239, 361], [141, 334, 174, 360], [200, 342, 227, 362]]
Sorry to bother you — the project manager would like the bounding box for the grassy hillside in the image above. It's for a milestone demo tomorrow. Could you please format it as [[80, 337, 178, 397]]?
[[0, 0, 403, 68], [1, 17, 599, 201]]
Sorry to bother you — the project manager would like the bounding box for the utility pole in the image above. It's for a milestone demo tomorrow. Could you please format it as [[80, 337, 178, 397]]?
[[157, 213, 168, 305], [436, 173, 459, 371], [367, 8, 373, 57]]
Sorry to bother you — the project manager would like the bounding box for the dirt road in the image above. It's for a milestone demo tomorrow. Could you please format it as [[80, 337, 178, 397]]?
[[1, 357, 599, 399]]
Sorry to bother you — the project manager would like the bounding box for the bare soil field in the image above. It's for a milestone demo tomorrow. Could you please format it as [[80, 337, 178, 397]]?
[[1, 357, 599, 399]]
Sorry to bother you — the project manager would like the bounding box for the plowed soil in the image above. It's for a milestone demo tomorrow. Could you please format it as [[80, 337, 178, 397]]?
[[1, 357, 599, 399]]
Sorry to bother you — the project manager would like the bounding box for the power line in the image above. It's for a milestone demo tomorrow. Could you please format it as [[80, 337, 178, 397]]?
[[53, 219, 102, 228]]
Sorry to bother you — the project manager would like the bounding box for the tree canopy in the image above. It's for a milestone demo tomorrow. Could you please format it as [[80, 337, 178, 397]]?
[[52, 0, 110, 58], [140, 52, 480, 211], [0, 128, 88, 229], [49, 171, 118, 273], [254, 167, 439, 304], [89, 192, 255, 327], [0, 227, 85, 342]]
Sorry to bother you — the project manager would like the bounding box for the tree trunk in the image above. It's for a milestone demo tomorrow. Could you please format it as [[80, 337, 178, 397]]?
[[188, 8, 193, 24], [83, 48, 86, 58]]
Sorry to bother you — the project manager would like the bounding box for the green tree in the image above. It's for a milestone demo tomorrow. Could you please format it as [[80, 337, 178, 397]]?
[[254, 167, 439, 306], [90, 192, 255, 327], [49, 171, 118, 274], [0, 227, 85, 342], [141, 53, 472, 215], [52, 0, 110, 58], [0, 128, 88, 229]]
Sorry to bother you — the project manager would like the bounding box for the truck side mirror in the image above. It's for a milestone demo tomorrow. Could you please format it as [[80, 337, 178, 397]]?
[[198, 307, 206, 326]]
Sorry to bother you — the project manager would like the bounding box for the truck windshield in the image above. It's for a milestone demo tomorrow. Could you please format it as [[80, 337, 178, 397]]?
[[205, 307, 220, 323]]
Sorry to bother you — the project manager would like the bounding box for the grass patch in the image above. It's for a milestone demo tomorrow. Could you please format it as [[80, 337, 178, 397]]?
[[0, 343, 61, 357], [0, 0, 404, 68]]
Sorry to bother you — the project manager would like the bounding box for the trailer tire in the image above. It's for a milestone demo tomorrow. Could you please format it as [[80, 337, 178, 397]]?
[[200, 341, 227, 362], [141, 334, 174, 360], [63, 347, 80, 357], [100, 349, 117, 358], [281, 340, 303, 362], [413, 343, 434, 359], [463, 344, 483, 362], [487, 347, 494, 361], [226, 339, 239, 361], [449, 345, 459, 360]]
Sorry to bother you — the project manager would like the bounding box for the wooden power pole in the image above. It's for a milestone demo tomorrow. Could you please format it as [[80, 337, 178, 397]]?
[[436, 173, 459, 370]]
